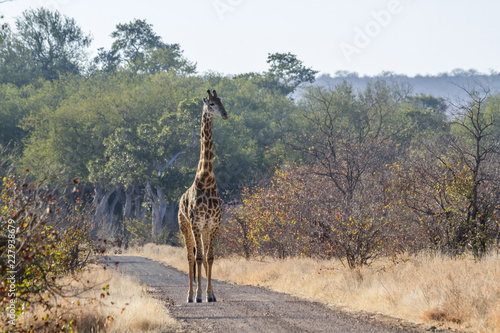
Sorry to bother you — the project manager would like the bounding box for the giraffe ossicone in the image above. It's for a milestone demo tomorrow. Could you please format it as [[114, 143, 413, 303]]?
[[178, 89, 228, 303]]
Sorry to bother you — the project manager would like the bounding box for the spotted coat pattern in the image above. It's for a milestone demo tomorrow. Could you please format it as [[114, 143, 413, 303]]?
[[178, 90, 227, 303]]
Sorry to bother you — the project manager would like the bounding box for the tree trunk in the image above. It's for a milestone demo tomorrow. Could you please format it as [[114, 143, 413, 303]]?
[[134, 195, 147, 220], [158, 187, 169, 230], [164, 202, 179, 231], [92, 185, 117, 238], [108, 188, 121, 226], [123, 186, 134, 220], [146, 182, 168, 239]]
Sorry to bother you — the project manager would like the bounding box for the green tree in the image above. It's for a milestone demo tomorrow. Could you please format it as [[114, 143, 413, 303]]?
[[0, 8, 92, 85], [94, 19, 196, 75], [20, 74, 126, 182], [19, 71, 204, 239], [0, 83, 28, 147], [396, 93, 449, 144], [264, 52, 318, 95]]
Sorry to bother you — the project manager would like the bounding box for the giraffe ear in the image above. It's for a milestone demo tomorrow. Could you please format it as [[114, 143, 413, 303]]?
[[203, 97, 208, 104]]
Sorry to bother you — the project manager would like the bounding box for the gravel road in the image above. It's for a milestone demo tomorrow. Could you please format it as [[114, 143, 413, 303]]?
[[104, 256, 458, 333]]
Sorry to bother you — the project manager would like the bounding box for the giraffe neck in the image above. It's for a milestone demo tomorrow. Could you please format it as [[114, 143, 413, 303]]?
[[195, 111, 216, 189]]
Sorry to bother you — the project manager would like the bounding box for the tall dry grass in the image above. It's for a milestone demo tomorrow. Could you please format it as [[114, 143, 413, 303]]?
[[10, 264, 178, 332], [129, 244, 500, 333]]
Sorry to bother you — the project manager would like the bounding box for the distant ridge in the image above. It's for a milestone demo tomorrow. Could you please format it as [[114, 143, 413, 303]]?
[[313, 69, 500, 100]]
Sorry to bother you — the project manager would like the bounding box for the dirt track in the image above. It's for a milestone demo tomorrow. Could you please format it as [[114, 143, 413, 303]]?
[[104, 256, 459, 333]]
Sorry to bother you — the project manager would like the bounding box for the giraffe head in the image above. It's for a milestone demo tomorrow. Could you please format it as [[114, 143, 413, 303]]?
[[203, 90, 228, 120]]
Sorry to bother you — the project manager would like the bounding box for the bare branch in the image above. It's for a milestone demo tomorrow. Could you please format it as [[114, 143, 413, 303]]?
[[155, 127, 197, 177]]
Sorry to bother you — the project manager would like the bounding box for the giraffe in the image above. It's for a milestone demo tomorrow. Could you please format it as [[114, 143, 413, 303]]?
[[178, 89, 228, 303]]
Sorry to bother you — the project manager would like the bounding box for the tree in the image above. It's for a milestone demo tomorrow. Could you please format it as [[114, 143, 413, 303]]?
[[93, 47, 120, 74], [94, 19, 196, 75], [448, 86, 500, 255], [391, 87, 500, 256], [396, 93, 448, 144], [0, 83, 28, 147], [0, 8, 92, 85], [97, 122, 196, 238], [264, 52, 318, 95], [296, 82, 401, 204], [288, 81, 408, 266]]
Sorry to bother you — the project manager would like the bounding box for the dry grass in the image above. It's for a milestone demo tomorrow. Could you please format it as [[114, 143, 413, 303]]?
[[9, 264, 178, 332], [127, 244, 500, 333]]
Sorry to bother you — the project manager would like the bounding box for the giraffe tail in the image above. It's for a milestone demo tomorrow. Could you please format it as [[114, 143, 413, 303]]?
[[192, 247, 196, 282]]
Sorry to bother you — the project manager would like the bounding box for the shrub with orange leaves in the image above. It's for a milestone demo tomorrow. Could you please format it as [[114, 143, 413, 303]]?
[[219, 164, 405, 268], [0, 172, 94, 332]]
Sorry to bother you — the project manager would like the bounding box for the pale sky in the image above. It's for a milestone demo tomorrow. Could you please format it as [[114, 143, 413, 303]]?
[[1, 0, 499, 77]]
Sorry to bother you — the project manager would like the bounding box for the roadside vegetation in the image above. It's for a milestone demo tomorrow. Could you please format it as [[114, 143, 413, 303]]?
[[1, 7, 499, 332], [8, 263, 178, 332], [0, 157, 177, 332]]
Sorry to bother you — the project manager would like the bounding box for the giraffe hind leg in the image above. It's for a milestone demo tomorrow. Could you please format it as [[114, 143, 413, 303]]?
[[185, 238, 195, 303], [202, 228, 210, 278], [178, 209, 195, 303], [193, 224, 204, 303]]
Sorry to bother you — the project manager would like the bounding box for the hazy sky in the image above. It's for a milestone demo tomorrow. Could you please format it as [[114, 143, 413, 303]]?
[[2, 0, 499, 77]]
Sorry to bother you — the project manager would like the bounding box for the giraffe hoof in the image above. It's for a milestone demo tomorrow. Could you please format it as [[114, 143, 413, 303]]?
[[196, 296, 202, 303], [207, 295, 217, 302], [187, 297, 194, 303]]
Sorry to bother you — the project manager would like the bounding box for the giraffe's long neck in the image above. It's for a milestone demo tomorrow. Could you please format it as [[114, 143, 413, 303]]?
[[195, 110, 216, 189]]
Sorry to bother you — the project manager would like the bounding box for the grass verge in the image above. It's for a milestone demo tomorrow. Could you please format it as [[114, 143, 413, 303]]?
[[3, 263, 178, 332], [126, 244, 500, 333]]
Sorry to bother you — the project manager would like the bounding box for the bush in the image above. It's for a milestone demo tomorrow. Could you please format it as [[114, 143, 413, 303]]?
[[123, 217, 176, 247], [0, 172, 93, 331], [389, 152, 500, 256], [218, 164, 405, 267]]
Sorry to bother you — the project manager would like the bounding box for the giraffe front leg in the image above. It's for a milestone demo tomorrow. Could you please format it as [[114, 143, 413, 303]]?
[[194, 228, 204, 303], [206, 231, 218, 302]]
